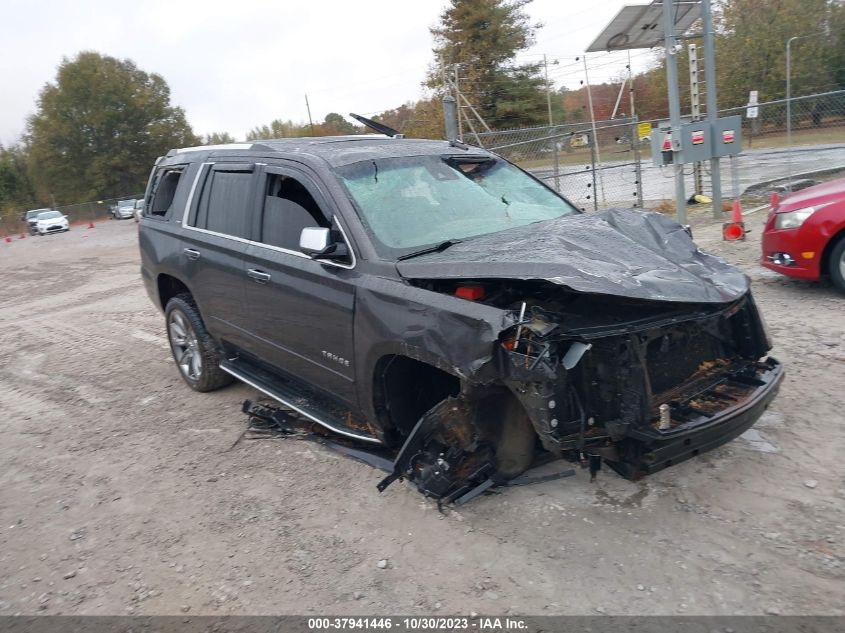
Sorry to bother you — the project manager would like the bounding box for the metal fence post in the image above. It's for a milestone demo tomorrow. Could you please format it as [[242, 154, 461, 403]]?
[[631, 117, 644, 208], [662, 0, 687, 224], [702, 0, 723, 218], [442, 96, 459, 141], [551, 128, 561, 192], [589, 138, 599, 212]]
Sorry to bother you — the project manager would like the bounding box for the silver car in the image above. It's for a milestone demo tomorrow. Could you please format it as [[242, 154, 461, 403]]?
[[112, 199, 136, 220]]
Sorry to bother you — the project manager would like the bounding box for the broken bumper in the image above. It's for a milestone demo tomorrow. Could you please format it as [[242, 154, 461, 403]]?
[[618, 357, 784, 477]]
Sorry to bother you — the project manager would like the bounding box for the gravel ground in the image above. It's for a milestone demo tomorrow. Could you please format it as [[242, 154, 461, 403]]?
[[0, 214, 842, 616]]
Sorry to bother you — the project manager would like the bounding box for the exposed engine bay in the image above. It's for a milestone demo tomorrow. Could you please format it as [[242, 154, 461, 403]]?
[[375, 281, 783, 502]]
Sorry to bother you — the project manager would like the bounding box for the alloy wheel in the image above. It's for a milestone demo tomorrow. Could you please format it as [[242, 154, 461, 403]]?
[[168, 310, 202, 381]]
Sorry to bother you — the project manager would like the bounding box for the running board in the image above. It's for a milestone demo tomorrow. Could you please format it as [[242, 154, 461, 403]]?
[[219, 358, 382, 445]]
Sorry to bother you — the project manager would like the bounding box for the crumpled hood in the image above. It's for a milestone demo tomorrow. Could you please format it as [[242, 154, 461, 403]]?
[[396, 208, 749, 303]]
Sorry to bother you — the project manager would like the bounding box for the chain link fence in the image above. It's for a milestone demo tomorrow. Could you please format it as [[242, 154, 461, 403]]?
[[476, 89, 845, 212], [474, 117, 645, 212], [1, 193, 144, 240], [718, 89, 845, 150]]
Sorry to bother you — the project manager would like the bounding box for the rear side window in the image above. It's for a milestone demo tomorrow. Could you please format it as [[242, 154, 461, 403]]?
[[194, 167, 254, 239], [260, 173, 330, 251], [149, 169, 183, 217]]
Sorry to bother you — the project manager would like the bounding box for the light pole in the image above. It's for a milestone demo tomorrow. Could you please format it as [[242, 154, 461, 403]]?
[[785, 30, 839, 190], [786, 35, 800, 191]]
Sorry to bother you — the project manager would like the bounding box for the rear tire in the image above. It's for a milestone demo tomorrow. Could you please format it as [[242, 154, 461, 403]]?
[[829, 237, 845, 293], [164, 294, 233, 392]]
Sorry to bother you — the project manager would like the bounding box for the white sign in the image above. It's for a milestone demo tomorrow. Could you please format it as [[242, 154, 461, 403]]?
[[746, 90, 759, 119]]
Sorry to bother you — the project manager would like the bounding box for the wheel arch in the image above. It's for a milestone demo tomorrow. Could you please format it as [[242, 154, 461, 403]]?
[[819, 226, 845, 276], [371, 353, 462, 447], [157, 273, 191, 311]]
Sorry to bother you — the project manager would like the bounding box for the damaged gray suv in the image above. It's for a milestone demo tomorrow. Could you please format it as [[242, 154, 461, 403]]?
[[139, 133, 783, 501]]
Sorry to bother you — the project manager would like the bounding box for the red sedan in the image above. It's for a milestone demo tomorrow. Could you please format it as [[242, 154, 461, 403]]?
[[761, 177, 845, 292]]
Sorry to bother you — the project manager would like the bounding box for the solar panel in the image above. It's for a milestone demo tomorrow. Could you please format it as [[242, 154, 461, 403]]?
[[586, 1, 702, 53]]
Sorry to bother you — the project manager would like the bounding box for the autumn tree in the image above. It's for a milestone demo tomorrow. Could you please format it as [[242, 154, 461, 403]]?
[[427, 0, 548, 130], [26, 52, 198, 204], [203, 132, 237, 145]]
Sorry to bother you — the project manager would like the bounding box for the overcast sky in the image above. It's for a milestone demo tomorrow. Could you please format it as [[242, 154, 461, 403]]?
[[1, 0, 658, 145]]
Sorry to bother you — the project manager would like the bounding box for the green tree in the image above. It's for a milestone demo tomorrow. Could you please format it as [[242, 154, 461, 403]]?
[[0, 144, 35, 214], [321, 113, 358, 135], [828, 1, 845, 89], [427, 0, 548, 129], [203, 132, 237, 145], [246, 119, 312, 140], [26, 51, 198, 204], [715, 0, 839, 106]]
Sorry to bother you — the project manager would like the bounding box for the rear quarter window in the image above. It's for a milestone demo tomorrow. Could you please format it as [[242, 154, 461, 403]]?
[[147, 168, 185, 219]]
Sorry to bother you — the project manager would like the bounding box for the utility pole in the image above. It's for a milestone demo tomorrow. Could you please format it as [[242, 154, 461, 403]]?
[[544, 54, 561, 192], [662, 0, 687, 224], [305, 94, 315, 136], [688, 43, 703, 198]]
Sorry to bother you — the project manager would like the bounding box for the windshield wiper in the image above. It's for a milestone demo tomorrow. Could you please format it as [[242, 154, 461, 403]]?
[[397, 239, 463, 261]]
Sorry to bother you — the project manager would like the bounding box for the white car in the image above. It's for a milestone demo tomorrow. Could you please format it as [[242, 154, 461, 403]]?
[[34, 210, 70, 235]]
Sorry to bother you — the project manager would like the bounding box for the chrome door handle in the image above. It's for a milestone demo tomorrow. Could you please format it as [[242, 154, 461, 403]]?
[[247, 269, 271, 284], [183, 248, 201, 260]]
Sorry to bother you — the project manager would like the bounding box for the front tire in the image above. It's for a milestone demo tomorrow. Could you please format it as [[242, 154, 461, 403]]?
[[164, 294, 233, 392], [829, 237, 845, 293]]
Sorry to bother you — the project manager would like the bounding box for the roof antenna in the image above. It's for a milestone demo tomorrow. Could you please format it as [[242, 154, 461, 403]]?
[[349, 113, 404, 138]]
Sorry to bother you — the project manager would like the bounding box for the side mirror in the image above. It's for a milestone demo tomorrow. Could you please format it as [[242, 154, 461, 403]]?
[[300, 227, 331, 254], [299, 227, 349, 261]]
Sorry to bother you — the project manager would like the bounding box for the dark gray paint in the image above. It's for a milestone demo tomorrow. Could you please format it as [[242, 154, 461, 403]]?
[[397, 208, 749, 304], [141, 137, 769, 439]]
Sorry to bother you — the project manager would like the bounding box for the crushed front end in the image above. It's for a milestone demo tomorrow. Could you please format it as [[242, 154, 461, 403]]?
[[493, 286, 783, 480]]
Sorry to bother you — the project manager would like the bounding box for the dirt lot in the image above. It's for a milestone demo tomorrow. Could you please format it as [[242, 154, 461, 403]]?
[[0, 214, 842, 616]]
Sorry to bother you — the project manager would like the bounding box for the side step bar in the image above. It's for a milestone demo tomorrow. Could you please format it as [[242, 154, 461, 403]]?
[[219, 358, 382, 445]]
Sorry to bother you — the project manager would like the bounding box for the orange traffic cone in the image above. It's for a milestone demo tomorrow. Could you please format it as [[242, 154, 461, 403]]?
[[770, 191, 779, 209], [4, 236, 12, 243], [87, 221, 95, 229], [18, 232, 25, 239], [722, 199, 745, 241]]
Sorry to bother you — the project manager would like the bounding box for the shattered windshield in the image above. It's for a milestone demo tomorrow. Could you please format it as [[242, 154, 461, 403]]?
[[335, 155, 578, 255]]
